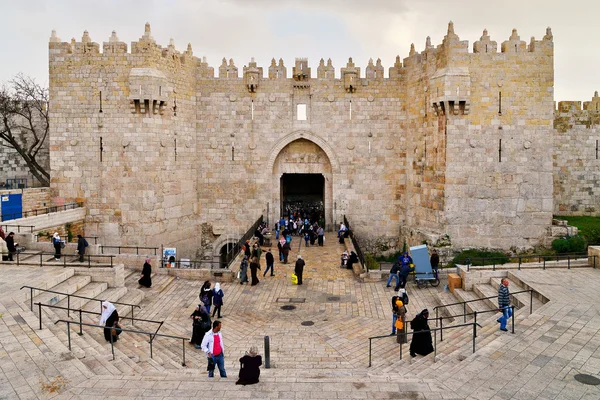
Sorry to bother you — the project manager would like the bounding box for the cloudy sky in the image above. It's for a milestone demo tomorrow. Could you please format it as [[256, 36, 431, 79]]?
[[0, 0, 598, 101]]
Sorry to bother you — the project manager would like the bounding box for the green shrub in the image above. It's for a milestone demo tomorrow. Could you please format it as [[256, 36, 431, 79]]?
[[364, 253, 381, 270], [448, 249, 509, 268], [375, 250, 404, 263], [551, 235, 586, 254]]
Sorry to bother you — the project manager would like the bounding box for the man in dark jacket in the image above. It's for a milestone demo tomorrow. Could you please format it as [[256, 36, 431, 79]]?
[[263, 248, 275, 277], [430, 250, 439, 273], [497, 278, 511, 332], [77, 235, 89, 262], [386, 261, 401, 288], [395, 263, 413, 291], [5, 232, 16, 261], [294, 255, 305, 285]]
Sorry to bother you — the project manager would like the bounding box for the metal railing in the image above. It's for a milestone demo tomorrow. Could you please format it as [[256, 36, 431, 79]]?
[[54, 320, 189, 366], [163, 258, 227, 270], [35, 235, 99, 244], [432, 289, 534, 323], [343, 215, 365, 268], [222, 215, 264, 269], [11, 252, 115, 267], [1, 224, 36, 233], [34, 302, 163, 339], [461, 253, 594, 271], [21, 285, 140, 318], [369, 320, 483, 367], [0, 202, 83, 222], [100, 245, 159, 256], [433, 307, 517, 336]]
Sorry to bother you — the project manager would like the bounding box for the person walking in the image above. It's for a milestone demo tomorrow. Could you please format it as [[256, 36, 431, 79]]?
[[497, 278, 511, 332], [200, 281, 213, 314], [76, 234, 88, 262], [0, 236, 8, 262], [264, 248, 275, 277], [277, 238, 285, 262], [212, 283, 224, 318], [236, 346, 262, 385], [239, 256, 249, 285], [138, 258, 152, 288], [295, 255, 305, 285], [5, 232, 16, 262], [317, 226, 324, 246], [386, 261, 401, 288], [282, 241, 291, 264], [392, 294, 408, 343], [409, 309, 434, 357], [250, 256, 260, 286], [100, 301, 120, 342], [201, 320, 227, 378], [190, 305, 211, 349], [430, 249, 440, 274], [52, 232, 62, 260]]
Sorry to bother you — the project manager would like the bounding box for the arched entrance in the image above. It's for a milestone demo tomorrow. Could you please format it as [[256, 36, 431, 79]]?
[[271, 138, 334, 229]]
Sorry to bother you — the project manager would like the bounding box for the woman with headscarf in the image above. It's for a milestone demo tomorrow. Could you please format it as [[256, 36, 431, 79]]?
[[52, 232, 62, 260], [239, 256, 249, 285], [236, 346, 262, 385], [138, 258, 152, 288], [212, 283, 224, 318], [409, 309, 434, 357], [249, 256, 260, 286], [0, 236, 8, 262], [199, 281, 213, 314], [295, 255, 305, 285], [100, 301, 120, 342], [190, 304, 211, 349]]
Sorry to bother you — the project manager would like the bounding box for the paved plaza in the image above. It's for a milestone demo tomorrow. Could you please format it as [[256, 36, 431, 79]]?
[[1, 234, 600, 399]]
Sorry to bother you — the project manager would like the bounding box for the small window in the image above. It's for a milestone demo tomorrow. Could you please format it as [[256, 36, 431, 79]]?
[[297, 104, 307, 121]]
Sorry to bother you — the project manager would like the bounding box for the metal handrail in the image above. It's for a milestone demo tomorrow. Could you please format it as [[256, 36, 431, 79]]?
[[34, 302, 163, 337], [100, 245, 159, 256], [462, 253, 592, 271], [1, 224, 36, 233], [21, 285, 140, 317], [223, 215, 264, 269], [432, 289, 534, 323], [368, 319, 492, 367], [54, 319, 188, 366], [12, 252, 115, 267], [0, 202, 83, 222]]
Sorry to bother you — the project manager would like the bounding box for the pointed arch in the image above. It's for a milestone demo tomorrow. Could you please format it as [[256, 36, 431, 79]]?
[[266, 130, 340, 174]]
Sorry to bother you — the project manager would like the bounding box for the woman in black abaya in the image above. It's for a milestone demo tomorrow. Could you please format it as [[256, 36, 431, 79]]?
[[409, 309, 434, 357]]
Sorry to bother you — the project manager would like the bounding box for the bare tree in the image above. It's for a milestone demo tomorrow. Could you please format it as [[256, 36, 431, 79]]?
[[0, 74, 50, 186]]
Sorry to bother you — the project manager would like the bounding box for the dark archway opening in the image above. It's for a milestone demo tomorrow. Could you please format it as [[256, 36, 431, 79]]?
[[281, 173, 324, 223]]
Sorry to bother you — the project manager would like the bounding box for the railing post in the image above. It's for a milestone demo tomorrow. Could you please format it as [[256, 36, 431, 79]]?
[[472, 323, 476, 354], [110, 331, 115, 360], [473, 311, 478, 338], [568, 256, 570, 269], [511, 305, 515, 334], [149, 334, 153, 359], [63, 256, 66, 268], [463, 303, 466, 323], [136, 247, 139, 255], [543, 257, 546, 270], [433, 329, 437, 362], [67, 321, 71, 351], [530, 290, 533, 314], [16, 251, 19, 266], [440, 317, 443, 341], [518, 257, 521, 270], [435, 309, 439, 327], [368, 339, 372, 367], [67, 295, 70, 318], [131, 306, 135, 327], [79, 309, 83, 336], [88, 255, 91, 268], [38, 303, 42, 330], [182, 338, 186, 367], [30, 288, 33, 312], [264, 336, 271, 369], [40, 253, 42, 268], [400, 339, 403, 360]]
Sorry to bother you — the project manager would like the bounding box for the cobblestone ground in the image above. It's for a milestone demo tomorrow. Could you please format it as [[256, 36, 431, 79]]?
[[1, 239, 600, 399]]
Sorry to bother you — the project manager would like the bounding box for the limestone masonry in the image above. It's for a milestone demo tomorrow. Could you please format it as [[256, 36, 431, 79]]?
[[46, 22, 598, 259]]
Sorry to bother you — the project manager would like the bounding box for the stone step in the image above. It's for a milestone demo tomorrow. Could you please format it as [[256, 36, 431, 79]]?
[[472, 282, 501, 310], [55, 281, 109, 310], [31, 275, 92, 306], [452, 288, 495, 314], [488, 277, 544, 313]]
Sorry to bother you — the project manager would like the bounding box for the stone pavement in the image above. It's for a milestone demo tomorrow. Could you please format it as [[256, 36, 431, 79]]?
[[1, 237, 600, 399]]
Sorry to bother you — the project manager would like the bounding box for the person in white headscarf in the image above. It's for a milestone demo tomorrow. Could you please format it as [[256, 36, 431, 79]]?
[[212, 283, 224, 319], [52, 232, 62, 260], [100, 301, 120, 342]]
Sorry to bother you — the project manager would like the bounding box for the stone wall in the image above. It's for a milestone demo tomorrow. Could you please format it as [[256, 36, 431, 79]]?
[[553, 94, 600, 216], [48, 23, 559, 257]]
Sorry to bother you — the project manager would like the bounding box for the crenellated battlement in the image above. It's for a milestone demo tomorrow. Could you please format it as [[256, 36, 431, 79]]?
[[50, 21, 553, 82], [554, 92, 600, 131]]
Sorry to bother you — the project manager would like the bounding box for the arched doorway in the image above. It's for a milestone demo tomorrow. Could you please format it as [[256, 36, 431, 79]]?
[[271, 138, 334, 229]]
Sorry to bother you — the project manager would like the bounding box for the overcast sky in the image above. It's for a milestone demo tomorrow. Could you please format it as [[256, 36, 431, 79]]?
[[1, 0, 598, 101]]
